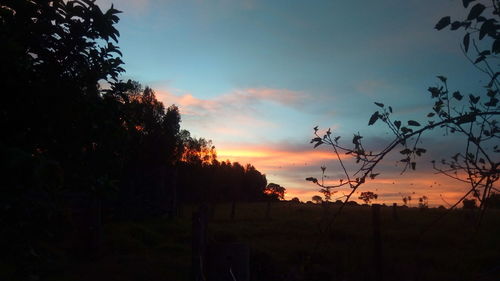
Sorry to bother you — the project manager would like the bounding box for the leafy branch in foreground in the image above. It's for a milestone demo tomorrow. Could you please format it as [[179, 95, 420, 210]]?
[[309, 0, 500, 238]]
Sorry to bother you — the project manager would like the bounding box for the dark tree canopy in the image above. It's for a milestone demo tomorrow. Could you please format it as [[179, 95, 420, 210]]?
[[264, 183, 286, 201], [0, 2, 269, 279]]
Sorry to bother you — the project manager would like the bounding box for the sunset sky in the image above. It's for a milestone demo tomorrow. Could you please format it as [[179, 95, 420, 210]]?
[[96, 0, 489, 206]]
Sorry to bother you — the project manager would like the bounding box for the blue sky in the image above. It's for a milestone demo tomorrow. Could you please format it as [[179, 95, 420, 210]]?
[[96, 0, 490, 205]]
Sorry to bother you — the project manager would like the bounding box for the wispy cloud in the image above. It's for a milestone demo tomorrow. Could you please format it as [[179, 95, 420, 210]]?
[[154, 86, 308, 142], [157, 87, 306, 114]]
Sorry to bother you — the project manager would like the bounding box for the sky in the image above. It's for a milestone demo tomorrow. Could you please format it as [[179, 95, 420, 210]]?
[[96, 0, 491, 206]]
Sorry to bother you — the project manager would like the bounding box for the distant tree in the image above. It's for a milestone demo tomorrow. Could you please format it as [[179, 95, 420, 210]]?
[[418, 196, 429, 209], [463, 198, 477, 209], [290, 197, 301, 203], [486, 193, 500, 208], [358, 191, 378, 204], [264, 183, 286, 201], [312, 195, 323, 204]]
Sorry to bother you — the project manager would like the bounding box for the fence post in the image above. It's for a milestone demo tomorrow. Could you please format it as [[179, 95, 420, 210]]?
[[392, 203, 399, 222], [372, 204, 383, 281], [192, 206, 208, 281]]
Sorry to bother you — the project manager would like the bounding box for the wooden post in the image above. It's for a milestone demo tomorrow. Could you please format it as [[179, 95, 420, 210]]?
[[372, 204, 383, 281], [392, 203, 399, 222], [192, 206, 208, 281]]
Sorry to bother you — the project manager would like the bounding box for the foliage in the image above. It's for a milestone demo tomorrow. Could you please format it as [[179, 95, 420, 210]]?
[[0, 1, 270, 279], [308, 0, 499, 230], [401, 195, 412, 207], [312, 195, 323, 204], [264, 183, 286, 201], [418, 196, 429, 209], [358, 191, 378, 204], [306, 165, 337, 201], [463, 198, 477, 209]]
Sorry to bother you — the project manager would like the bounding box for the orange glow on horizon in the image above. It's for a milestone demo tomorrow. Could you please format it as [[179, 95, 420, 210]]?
[[213, 144, 479, 207]]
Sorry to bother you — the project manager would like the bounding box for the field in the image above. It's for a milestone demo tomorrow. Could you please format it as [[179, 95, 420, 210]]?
[[52, 202, 500, 281]]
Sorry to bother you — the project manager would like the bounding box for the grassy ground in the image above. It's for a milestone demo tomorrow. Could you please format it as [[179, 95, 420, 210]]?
[[49, 202, 500, 281]]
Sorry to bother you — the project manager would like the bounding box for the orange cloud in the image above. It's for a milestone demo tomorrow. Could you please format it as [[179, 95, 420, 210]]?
[[217, 145, 349, 172]]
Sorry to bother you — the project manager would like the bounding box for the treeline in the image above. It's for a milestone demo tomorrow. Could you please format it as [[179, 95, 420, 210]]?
[[0, 1, 271, 278]]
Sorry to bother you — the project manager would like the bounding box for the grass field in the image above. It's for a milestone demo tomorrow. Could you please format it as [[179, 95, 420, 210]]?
[[51, 202, 500, 281]]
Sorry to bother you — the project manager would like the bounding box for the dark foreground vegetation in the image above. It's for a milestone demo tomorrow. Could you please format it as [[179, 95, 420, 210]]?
[[2, 1, 499, 280], [8, 202, 496, 281]]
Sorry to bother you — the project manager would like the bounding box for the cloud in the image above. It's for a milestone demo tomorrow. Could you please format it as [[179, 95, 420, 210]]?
[[154, 86, 308, 142], [157, 87, 306, 114], [355, 80, 391, 97]]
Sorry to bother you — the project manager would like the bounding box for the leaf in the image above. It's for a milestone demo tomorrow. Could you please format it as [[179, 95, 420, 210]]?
[[452, 91, 463, 100], [487, 89, 497, 97], [408, 120, 421, 126], [306, 177, 318, 184], [313, 126, 318, 132], [474, 55, 485, 64], [314, 141, 324, 148], [374, 102, 384, 108], [488, 72, 500, 87], [479, 20, 496, 40], [467, 3, 485, 21], [370, 173, 380, 179], [463, 0, 476, 8], [456, 113, 476, 125], [437, 75, 447, 83], [428, 87, 441, 98], [400, 148, 412, 155], [310, 137, 321, 143], [411, 162, 416, 170], [484, 97, 499, 107], [493, 39, 500, 54], [368, 111, 379, 126], [352, 135, 363, 144], [401, 127, 413, 134], [427, 112, 435, 117], [451, 21, 462, 30], [469, 94, 480, 104], [435, 16, 451, 30], [389, 106, 393, 113], [394, 120, 401, 129], [416, 148, 427, 156], [463, 33, 470, 52]]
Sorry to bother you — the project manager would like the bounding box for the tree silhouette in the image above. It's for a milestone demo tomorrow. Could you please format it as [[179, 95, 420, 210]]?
[[1, 1, 274, 279], [358, 191, 378, 204], [309, 0, 499, 231], [312, 195, 323, 204], [264, 183, 286, 200]]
